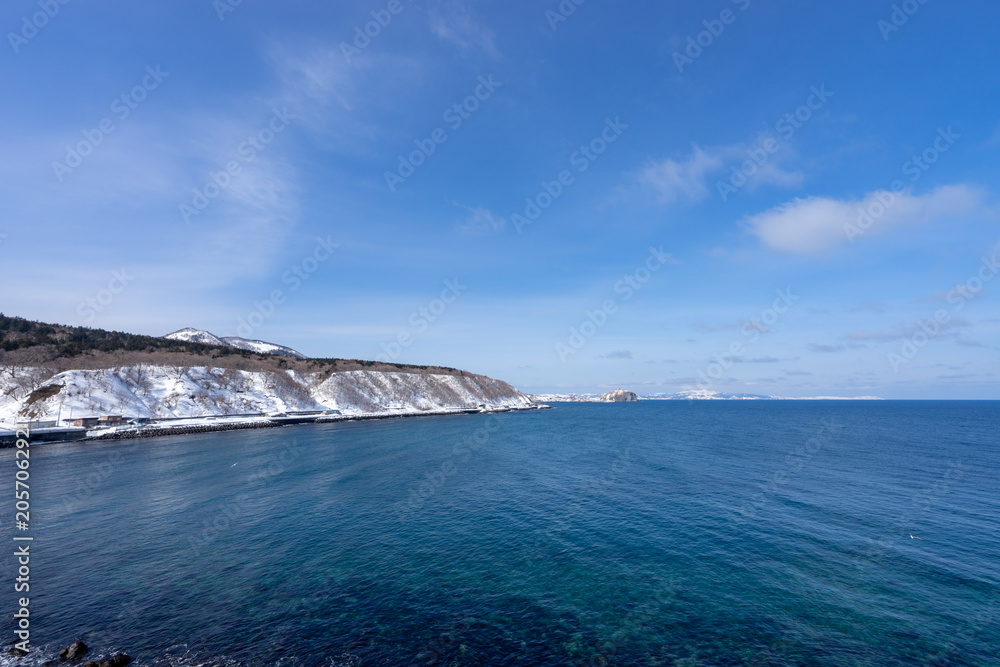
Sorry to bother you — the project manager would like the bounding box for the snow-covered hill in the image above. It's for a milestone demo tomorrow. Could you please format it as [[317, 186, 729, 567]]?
[[162, 328, 227, 346], [0, 365, 533, 425], [163, 328, 307, 359]]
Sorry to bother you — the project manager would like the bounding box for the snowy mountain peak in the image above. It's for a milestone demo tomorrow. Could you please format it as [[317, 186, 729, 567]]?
[[163, 328, 226, 346], [163, 328, 307, 359]]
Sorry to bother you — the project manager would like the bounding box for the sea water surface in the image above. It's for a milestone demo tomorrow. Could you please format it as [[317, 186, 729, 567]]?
[[2, 401, 998, 666]]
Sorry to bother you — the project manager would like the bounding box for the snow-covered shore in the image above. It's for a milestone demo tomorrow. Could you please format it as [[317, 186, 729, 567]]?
[[0, 365, 536, 429]]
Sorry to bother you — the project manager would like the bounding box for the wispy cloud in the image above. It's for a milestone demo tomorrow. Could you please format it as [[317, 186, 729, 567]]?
[[691, 321, 738, 333], [638, 146, 722, 203], [847, 301, 889, 314], [455, 204, 505, 234], [638, 140, 802, 204], [985, 123, 1000, 149], [265, 42, 426, 150], [844, 319, 972, 344], [600, 350, 633, 359], [429, 1, 500, 59], [809, 343, 866, 353]]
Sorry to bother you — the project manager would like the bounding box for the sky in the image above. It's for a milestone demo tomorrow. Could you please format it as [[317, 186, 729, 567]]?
[[1, 0, 998, 399]]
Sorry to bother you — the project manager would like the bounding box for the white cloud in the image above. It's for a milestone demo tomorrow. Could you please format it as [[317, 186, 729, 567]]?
[[745, 185, 985, 255]]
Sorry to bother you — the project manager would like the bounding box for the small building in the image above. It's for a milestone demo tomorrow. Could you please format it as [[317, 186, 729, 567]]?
[[16, 420, 58, 430], [98, 415, 127, 426], [73, 417, 101, 428]]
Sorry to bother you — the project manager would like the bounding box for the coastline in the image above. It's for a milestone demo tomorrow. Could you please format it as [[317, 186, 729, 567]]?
[[0, 404, 550, 447]]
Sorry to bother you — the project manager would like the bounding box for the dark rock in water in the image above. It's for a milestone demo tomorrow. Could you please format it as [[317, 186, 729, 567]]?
[[42, 660, 60, 666], [7, 646, 29, 657], [99, 655, 132, 667], [59, 640, 88, 661], [82, 663, 98, 667]]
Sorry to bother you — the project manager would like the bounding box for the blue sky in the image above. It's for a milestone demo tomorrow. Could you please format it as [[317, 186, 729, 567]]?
[[2, 0, 998, 398]]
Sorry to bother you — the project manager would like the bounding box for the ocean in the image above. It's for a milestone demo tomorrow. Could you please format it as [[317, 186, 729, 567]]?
[[3, 401, 998, 666]]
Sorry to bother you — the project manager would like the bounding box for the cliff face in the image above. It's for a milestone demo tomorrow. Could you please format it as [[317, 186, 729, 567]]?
[[0, 365, 533, 424]]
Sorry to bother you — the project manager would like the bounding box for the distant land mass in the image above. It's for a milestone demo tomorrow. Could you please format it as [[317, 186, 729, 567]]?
[[531, 389, 882, 401], [529, 388, 639, 402]]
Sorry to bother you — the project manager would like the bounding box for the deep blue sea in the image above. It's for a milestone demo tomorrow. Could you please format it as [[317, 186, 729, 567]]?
[[3, 402, 998, 666]]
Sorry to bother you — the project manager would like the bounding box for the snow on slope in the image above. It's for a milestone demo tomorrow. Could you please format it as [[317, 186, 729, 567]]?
[[0, 367, 53, 418], [0, 365, 531, 425], [7, 366, 323, 422], [162, 328, 227, 346], [219, 336, 308, 359], [163, 328, 307, 359]]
